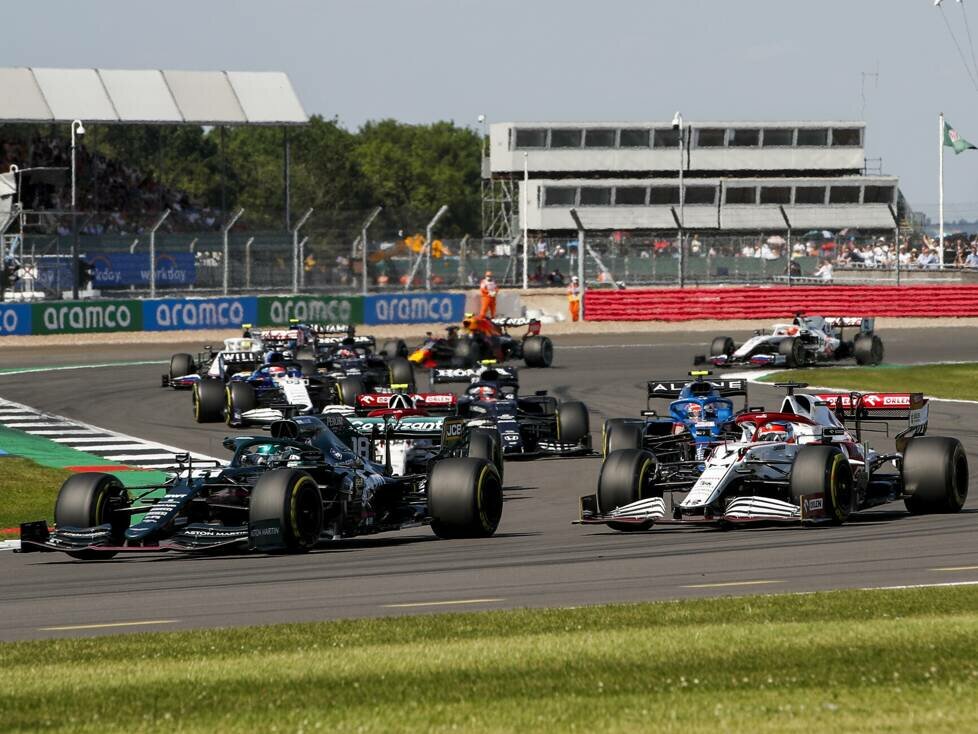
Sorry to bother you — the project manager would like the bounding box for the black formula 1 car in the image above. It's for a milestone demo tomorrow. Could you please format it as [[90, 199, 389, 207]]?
[[408, 317, 553, 369], [19, 413, 503, 558], [430, 365, 592, 457]]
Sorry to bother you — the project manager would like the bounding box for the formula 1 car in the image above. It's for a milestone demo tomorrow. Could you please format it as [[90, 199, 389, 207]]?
[[19, 413, 503, 558], [699, 314, 884, 368], [580, 383, 967, 531], [431, 365, 592, 457], [601, 372, 749, 464], [408, 316, 553, 369], [162, 336, 264, 389]]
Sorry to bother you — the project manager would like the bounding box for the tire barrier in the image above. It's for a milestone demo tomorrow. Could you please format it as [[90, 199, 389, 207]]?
[[584, 285, 978, 321]]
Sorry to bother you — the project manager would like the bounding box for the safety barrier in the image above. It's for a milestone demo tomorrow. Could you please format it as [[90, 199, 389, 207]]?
[[584, 285, 978, 321], [0, 293, 466, 336]]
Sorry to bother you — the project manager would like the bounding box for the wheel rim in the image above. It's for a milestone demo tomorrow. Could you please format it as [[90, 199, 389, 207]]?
[[476, 465, 503, 533], [829, 453, 852, 521], [290, 477, 322, 548]]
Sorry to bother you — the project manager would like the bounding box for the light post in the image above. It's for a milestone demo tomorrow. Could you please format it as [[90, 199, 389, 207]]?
[[70, 119, 85, 299], [671, 112, 685, 288]]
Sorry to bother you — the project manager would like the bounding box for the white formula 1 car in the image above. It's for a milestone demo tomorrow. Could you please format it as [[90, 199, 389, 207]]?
[[579, 383, 967, 531]]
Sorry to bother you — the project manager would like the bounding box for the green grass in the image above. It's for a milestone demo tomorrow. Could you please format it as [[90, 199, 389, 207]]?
[[0, 457, 70, 534], [762, 362, 978, 401], [3, 586, 978, 732]]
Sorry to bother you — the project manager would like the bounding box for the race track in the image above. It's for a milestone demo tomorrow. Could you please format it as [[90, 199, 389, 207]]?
[[2, 326, 978, 641]]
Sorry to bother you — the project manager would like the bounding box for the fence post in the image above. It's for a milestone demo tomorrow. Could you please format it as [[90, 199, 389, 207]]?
[[292, 208, 313, 295], [360, 206, 382, 296], [425, 205, 449, 291], [298, 235, 309, 290], [570, 209, 585, 319], [888, 204, 900, 287], [222, 208, 244, 295], [244, 236, 254, 290], [779, 205, 792, 287], [148, 209, 171, 299], [458, 234, 469, 285]]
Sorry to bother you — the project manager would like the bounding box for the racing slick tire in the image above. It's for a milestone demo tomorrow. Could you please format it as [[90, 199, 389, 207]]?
[[468, 427, 504, 483], [602, 419, 644, 457], [597, 449, 657, 531], [298, 359, 318, 377], [428, 458, 503, 539], [336, 376, 367, 407], [225, 382, 257, 426], [453, 338, 481, 367], [556, 401, 590, 446], [55, 472, 130, 560], [382, 339, 408, 358], [249, 469, 323, 553], [710, 336, 735, 357], [387, 357, 416, 392], [169, 353, 195, 381], [790, 445, 854, 524], [854, 333, 884, 366], [523, 335, 554, 368], [778, 337, 806, 368], [193, 378, 226, 423], [903, 436, 969, 514]]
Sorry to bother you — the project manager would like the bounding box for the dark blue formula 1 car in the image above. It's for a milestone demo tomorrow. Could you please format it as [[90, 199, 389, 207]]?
[[19, 413, 503, 559]]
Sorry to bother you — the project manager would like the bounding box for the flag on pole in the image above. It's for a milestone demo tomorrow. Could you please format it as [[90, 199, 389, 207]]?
[[944, 120, 977, 154]]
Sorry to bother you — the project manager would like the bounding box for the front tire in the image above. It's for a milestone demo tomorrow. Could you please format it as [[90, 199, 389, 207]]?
[[453, 339, 480, 366], [249, 469, 323, 553], [903, 436, 969, 514], [226, 382, 257, 426], [556, 401, 589, 446], [428, 458, 503, 538], [597, 449, 657, 531], [381, 339, 408, 358], [710, 336, 735, 357], [387, 357, 416, 392], [523, 335, 554, 367], [169, 353, 195, 380], [193, 378, 226, 423], [854, 333, 884, 366], [778, 337, 806, 368], [337, 376, 367, 406], [55, 473, 129, 560], [790, 445, 853, 524], [603, 419, 644, 457]]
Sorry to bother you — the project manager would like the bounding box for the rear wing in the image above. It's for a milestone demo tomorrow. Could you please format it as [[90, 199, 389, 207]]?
[[491, 317, 541, 335], [824, 317, 874, 333], [310, 323, 353, 335], [316, 335, 376, 348], [646, 378, 748, 400], [815, 392, 928, 450], [430, 365, 519, 385], [355, 391, 457, 414]]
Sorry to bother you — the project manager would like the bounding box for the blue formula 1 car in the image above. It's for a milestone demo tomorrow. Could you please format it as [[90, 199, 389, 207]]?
[[19, 413, 503, 558]]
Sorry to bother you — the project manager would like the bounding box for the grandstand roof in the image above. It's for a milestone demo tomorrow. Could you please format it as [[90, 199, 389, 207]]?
[[0, 67, 308, 125]]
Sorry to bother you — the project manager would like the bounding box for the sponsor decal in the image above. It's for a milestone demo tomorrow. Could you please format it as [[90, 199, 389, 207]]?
[[0, 303, 31, 335], [90, 252, 196, 287], [32, 300, 142, 335], [145, 297, 258, 331], [364, 293, 465, 325], [258, 296, 363, 326]]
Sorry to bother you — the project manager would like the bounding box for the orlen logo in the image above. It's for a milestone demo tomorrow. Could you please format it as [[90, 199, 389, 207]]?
[[862, 394, 910, 407], [803, 496, 824, 513]]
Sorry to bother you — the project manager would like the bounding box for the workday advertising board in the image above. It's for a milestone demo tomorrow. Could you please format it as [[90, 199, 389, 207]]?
[[31, 300, 143, 335], [257, 296, 363, 326]]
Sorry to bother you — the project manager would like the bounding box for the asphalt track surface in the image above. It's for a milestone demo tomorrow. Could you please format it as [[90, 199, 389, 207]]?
[[2, 327, 978, 641]]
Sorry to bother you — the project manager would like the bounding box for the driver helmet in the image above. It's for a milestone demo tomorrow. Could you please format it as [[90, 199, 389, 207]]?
[[470, 384, 497, 400], [686, 403, 703, 420], [268, 364, 288, 379], [757, 422, 794, 443], [337, 348, 355, 359]]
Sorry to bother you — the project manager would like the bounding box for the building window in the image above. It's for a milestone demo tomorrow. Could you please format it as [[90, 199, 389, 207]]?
[[794, 186, 826, 204], [725, 186, 757, 205], [760, 186, 791, 205], [762, 128, 794, 147], [514, 128, 547, 148], [729, 129, 760, 147], [829, 186, 861, 204], [796, 128, 829, 146], [831, 128, 862, 146], [615, 186, 648, 205], [584, 129, 616, 148], [863, 185, 895, 204], [550, 129, 583, 148], [697, 128, 726, 147], [543, 187, 577, 207], [685, 186, 716, 205], [653, 129, 680, 148], [579, 187, 612, 206], [620, 128, 651, 147], [649, 186, 680, 205]]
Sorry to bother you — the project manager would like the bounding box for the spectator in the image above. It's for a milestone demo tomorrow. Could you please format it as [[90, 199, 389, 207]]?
[[535, 237, 548, 259], [567, 275, 581, 322], [916, 247, 939, 269], [785, 259, 802, 276], [965, 249, 978, 268], [548, 268, 565, 285], [813, 258, 833, 282], [954, 245, 967, 267]]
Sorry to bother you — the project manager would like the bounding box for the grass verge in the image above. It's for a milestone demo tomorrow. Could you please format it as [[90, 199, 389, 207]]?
[[761, 362, 978, 401], [0, 457, 70, 535], [3, 586, 978, 732]]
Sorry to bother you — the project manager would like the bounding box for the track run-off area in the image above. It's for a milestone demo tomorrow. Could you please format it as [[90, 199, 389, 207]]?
[[1, 325, 978, 641]]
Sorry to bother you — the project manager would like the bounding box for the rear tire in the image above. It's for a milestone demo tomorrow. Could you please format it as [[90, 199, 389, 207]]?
[[169, 353, 195, 380], [249, 469, 323, 553], [790, 445, 853, 524], [597, 449, 657, 531], [603, 419, 644, 457], [556, 401, 589, 445], [903, 436, 969, 514], [55, 473, 129, 560], [468, 427, 504, 482], [193, 378, 226, 423], [226, 382, 257, 426], [387, 357, 416, 392], [523, 336, 554, 367], [428, 458, 503, 538], [778, 337, 806, 368], [710, 336, 735, 357], [854, 333, 884, 366], [453, 339, 480, 366], [337, 376, 367, 407], [382, 339, 408, 358]]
